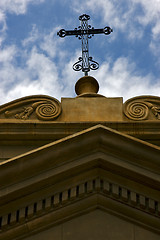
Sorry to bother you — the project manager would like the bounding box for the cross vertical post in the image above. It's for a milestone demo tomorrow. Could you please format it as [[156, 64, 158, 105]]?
[[57, 14, 113, 76], [80, 14, 90, 76]]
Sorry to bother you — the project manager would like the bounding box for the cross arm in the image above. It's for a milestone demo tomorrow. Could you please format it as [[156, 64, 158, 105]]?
[[57, 27, 113, 38], [57, 29, 81, 38], [88, 27, 113, 35]]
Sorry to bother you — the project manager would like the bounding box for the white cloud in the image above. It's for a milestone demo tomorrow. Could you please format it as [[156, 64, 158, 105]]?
[[0, 0, 45, 45], [0, 54, 60, 105], [0, 10, 7, 46], [22, 24, 39, 47], [133, 0, 160, 55], [26, 46, 61, 92], [96, 57, 160, 101], [134, 0, 160, 26], [40, 27, 64, 59], [0, 45, 19, 91], [72, 0, 137, 33], [152, 23, 160, 40], [22, 24, 66, 59], [72, 0, 160, 54], [0, 45, 16, 63], [0, 11, 6, 31], [0, 25, 69, 105], [0, 0, 45, 15]]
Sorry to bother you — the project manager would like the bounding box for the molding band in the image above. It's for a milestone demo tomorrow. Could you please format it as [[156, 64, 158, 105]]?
[[1, 177, 159, 232]]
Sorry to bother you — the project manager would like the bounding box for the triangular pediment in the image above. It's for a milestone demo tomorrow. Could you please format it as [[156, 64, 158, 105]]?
[[22, 210, 160, 240], [0, 125, 160, 239], [1, 124, 160, 192]]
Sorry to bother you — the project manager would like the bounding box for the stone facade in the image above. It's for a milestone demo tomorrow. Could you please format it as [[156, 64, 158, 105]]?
[[0, 76, 160, 239]]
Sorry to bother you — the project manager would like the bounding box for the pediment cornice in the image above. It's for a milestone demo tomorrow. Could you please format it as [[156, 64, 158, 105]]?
[[0, 125, 160, 206]]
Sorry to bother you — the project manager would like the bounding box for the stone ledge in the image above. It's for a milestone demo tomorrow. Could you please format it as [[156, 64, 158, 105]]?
[[0, 121, 160, 146]]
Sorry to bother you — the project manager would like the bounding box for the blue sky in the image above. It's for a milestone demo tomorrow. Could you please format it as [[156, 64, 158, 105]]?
[[0, 0, 160, 104]]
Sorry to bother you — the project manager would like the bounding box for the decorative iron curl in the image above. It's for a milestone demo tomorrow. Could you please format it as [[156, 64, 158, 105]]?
[[89, 57, 99, 70], [72, 57, 83, 71], [73, 57, 99, 72]]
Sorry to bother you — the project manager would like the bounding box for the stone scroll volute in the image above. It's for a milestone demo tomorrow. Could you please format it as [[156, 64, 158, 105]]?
[[123, 96, 160, 121], [0, 95, 62, 121]]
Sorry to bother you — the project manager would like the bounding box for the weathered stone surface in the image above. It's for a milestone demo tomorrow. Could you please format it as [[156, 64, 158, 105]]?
[[0, 80, 160, 239], [59, 97, 123, 122], [0, 95, 62, 121], [123, 96, 160, 121], [19, 210, 160, 240], [0, 125, 160, 239]]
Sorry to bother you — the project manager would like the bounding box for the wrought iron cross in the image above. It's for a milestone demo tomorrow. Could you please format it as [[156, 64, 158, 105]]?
[[57, 14, 113, 76]]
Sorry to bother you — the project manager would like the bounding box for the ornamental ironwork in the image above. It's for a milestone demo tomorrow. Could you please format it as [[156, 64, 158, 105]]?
[[57, 14, 113, 76]]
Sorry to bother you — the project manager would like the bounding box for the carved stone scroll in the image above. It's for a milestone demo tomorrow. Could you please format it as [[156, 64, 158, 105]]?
[[0, 95, 62, 121], [123, 96, 160, 121]]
